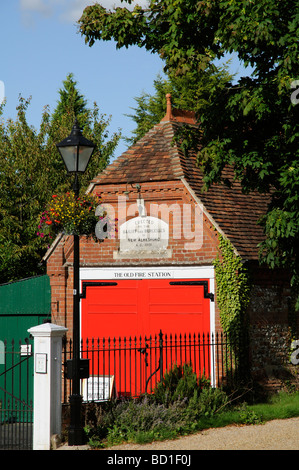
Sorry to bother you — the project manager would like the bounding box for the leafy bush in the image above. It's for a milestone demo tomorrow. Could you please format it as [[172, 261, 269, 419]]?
[[85, 396, 192, 447], [84, 386, 299, 448], [84, 400, 117, 446], [84, 363, 230, 447], [237, 403, 263, 425], [152, 363, 209, 406], [187, 387, 228, 420], [106, 396, 189, 444]]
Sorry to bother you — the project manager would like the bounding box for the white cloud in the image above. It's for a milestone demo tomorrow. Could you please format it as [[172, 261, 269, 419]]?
[[19, 0, 150, 25], [20, 0, 53, 17], [61, 0, 150, 22], [59, 0, 95, 23]]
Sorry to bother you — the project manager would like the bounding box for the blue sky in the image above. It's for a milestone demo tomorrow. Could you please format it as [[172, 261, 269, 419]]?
[[1, 1, 251, 158]]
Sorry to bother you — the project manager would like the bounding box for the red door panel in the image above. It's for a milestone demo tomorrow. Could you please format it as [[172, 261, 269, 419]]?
[[81, 280, 140, 340], [81, 278, 211, 339], [81, 278, 211, 397], [146, 279, 210, 336]]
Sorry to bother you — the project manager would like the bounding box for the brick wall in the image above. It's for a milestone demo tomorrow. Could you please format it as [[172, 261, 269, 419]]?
[[46, 180, 297, 386], [246, 265, 297, 384], [46, 180, 221, 334]]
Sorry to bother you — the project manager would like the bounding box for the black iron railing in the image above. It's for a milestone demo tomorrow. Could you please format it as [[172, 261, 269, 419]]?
[[62, 331, 246, 403]]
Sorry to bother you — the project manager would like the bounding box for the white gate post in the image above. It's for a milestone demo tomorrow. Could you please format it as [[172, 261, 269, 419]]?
[[28, 322, 67, 451]]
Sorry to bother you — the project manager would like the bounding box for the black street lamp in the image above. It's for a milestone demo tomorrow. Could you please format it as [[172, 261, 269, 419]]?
[[56, 118, 95, 446]]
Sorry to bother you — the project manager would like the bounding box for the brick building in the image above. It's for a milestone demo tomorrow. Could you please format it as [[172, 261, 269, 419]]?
[[44, 95, 297, 386]]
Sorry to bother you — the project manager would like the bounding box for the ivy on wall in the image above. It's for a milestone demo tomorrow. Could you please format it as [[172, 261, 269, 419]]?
[[214, 235, 251, 343]]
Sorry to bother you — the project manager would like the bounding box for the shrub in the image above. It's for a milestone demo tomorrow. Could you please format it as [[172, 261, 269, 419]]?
[[104, 396, 189, 445], [84, 364, 231, 448], [84, 400, 117, 446], [187, 387, 228, 420], [237, 403, 263, 425], [152, 363, 209, 406]]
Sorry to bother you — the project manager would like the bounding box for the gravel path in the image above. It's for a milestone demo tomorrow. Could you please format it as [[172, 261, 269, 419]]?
[[101, 417, 299, 451]]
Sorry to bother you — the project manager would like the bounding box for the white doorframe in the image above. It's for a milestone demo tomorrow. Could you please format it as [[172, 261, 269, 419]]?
[[80, 265, 216, 385]]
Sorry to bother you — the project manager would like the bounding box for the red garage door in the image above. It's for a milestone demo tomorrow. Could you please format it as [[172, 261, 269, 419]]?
[[81, 279, 212, 397], [81, 278, 211, 340]]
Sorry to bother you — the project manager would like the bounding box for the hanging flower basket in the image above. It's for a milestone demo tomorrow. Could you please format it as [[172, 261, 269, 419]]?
[[37, 191, 114, 243]]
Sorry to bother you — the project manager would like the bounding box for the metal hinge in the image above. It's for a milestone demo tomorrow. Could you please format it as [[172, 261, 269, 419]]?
[[79, 281, 118, 299], [169, 281, 214, 302]]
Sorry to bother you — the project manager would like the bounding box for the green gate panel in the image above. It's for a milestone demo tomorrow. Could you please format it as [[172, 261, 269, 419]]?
[[0, 275, 51, 415], [0, 274, 51, 315], [0, 275, 51, 343]]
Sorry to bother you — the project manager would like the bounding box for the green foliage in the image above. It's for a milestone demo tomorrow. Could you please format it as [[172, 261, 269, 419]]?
[[214, 235, 251, 341], [83, 369, 299, 449], [251, 391, 299, 421], [106, 397, 188, 444], [79, 1, 219, 73], [187, 387, 228, 419], [152, 363, 209, 407], [84, 396, 189, 447], [0, 75, 121, 283], [125, 66, 232, 144], [37, 191, 111, 243], [237, 403, 263, 425], [124, 75, 172, 144], [52, 73, 88, 121], [84, 364, 228, 448]]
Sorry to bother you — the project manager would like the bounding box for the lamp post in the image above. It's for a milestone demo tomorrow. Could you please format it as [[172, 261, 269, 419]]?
[[56, 118, 95, 446]]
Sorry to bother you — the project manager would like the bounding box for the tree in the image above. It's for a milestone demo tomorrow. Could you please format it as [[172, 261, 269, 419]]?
[[52, 73, 88, 121], [125, 67, 232, 144], [79, 1, 299, 307], [0, 76, 121, 283]]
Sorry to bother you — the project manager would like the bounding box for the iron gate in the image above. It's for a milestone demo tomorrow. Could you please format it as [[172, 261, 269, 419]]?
[[0, 337, 33, 450]]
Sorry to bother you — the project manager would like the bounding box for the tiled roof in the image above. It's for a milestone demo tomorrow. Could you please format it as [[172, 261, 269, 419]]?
[[92, 103, 269, 260], [182, 157, 269, 260], [92, 121, 184, 184]]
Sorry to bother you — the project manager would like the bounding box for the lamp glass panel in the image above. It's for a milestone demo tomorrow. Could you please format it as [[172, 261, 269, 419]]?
[[58, 146, 78, 172], [77, 146, 94, 172]]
